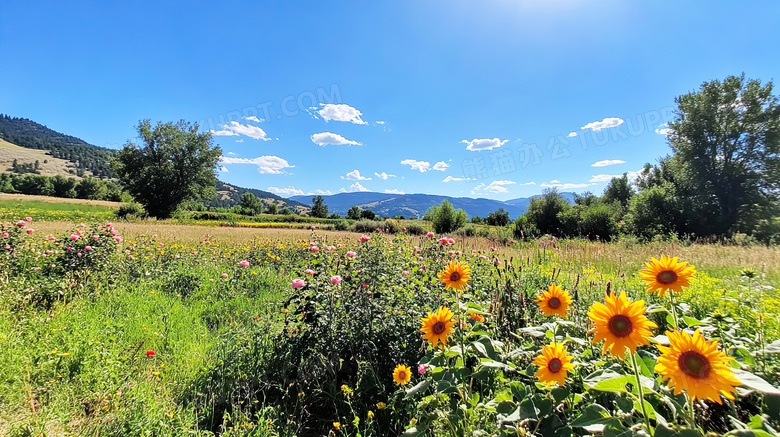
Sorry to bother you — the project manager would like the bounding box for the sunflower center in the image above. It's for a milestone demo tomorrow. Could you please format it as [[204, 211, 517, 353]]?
[[608, 315, 633, 337], [398, 371, 406, 380], [657, 270, 678, 284], [432, 321, 446, 334], [548, 297, 561, 309], [450, 272, 460, 281], [678, 351, 711, 379], [547, 358, 563, 373]]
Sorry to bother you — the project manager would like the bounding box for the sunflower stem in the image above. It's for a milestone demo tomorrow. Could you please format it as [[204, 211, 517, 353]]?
[[630, 352, 653, 436], [686, 395, 696, 430], [668, 293, 680, 330]]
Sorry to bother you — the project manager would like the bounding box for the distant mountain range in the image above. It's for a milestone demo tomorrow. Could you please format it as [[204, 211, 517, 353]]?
[[290, 191, 576, 219]]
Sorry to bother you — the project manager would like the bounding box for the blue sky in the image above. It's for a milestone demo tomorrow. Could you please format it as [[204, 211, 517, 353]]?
[[2, 1, 778, 201]]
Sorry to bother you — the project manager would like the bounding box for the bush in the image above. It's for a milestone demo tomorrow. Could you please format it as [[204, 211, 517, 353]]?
[[115, 202, 147, 220], [403, 222, 427, 235], [425, 200, 467, 234], [351, 219, 385, 234], [455, 224, 476, 237], [383, 218, 400, 233]]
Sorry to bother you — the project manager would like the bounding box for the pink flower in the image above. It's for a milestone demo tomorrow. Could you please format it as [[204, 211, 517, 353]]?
[[174, 254, 180, 259], [26, 229, 34, 235], [221, 273, 228, 278], [375, 227, 381, 232], [146, 350, 155, 357], [66, 247, 73, 251], [158, 242, 164, 247], [76, 230, 84, 236], [111, 229, 118, 235], [79, 223, 86, 228], [114, 236, 122, 242], [2, 232, 8, 238], [129, 255, 135, 260], [4, 244, 9, 250], [25, 217, 32, 222], [153, 234, 158, 239], [330, 275, 342, 285], [418, 364, 428, 374], [358, 235, 371, 243], [402, 270, 410, 276], [105, 222, 113, 228], [32, 266, 41, 271], [16, 220, 25, 227], [426, 231, 434, 237], [239, 260, 250, 267], [336, 243, 344, 248], [70, 234, 79, 241], [85, 246, 92, 251], [77, 253, 82, 257], [310, 246, 319, 252], [448, 250, 455, 255], [304, 269, 315, 275], [310, 225, 317, 230], [402, 227, 407, 231], [292, 279, 305, 288], [346, 251, 357, 257], [478, 254, 487, 260], [448, 238, 455, 245], [93, 235, 99, 240]]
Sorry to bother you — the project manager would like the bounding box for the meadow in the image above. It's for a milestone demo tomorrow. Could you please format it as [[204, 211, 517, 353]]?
[[1, 213, 778, 437]]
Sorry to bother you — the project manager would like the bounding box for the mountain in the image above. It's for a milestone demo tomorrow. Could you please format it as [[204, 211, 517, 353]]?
[[504, 192, 577, 210], [0, 115, 117, 178], [207, 181, 307, 211]]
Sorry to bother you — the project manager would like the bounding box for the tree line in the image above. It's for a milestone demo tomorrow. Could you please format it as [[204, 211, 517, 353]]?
[[0, 173, 127, 201]]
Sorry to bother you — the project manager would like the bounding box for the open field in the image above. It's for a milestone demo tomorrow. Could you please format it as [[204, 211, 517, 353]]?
[[1, 216, 779, 436]]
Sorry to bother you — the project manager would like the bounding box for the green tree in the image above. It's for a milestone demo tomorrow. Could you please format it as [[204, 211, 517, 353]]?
[[523, 189, 570, 235], [268, 202, 278, 214], [311, 196, 329, 218], [346, 205, 361, 220], [485, 208, 510, 227], [360, 209, 376, 220], [75, 177, 106, 199], [51, 175, 78, 198], [240, 192, 264, 215], [602, 174, 634, 210], [425, 200, 467, 234], [667, 74, 780, 235], [112, 120, 222, 218]]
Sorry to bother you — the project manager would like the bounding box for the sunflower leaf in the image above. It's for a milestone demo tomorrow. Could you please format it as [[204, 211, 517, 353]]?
[[404, 380, 430, 398], [733, 369, 780, 395], [570, 404, 612, 427]]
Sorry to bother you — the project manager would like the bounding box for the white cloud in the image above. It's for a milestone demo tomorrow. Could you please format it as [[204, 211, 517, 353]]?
[[589, 174, 621, 183], [471, 180, 516, 195], [342, 169, 372, 180], [210, 121, 271, 140], [375, 120, 386, 125], [385, 189, 405, 194], [655, 123, 673, 136], [442, 176, 473, 182], [591, 159, 626, 167], [311, 132, 362, 146], [227, 151, 237, 156], [346, 182, 370, 192], [243, 116, 262, 123], [267, 186, 304, 196], [567, 132, 578, 137], [311, 103, 367, 124], [219, 166, 229, 172], [220, 155, 294, 174], [308, 189, 333, 195], [235, 139, 244, 143], [581, 117, 624, 132], [432, 161, 449, 172], [461, 138, 508, 152], [541, 180, 593, 190], [374, 171, 396, 180], [400, 159, 431, 172]]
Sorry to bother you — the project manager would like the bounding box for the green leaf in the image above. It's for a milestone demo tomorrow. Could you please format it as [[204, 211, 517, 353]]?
[[518, 398, 539, 420], [571, 404, 612, 427], [551, 386, 569, 403], [733, 369, 780, 395], [761, 339, 780, 354], [681, 316, 708, 327], [496, 400, 516, 415], [585, 373, 656, 394], [405, 379, 430, 398], [510, 381, 527, 400]]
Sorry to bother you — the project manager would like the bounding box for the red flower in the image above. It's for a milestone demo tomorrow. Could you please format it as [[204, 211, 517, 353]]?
[[146, 350, 156, 356]]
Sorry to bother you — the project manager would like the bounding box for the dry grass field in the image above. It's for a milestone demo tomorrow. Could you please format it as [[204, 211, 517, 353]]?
[[0, 138, 91, 177]]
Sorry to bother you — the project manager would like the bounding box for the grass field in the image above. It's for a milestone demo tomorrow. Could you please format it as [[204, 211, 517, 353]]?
[[0, 139, 90, 178], [1, 214, 779, 436]]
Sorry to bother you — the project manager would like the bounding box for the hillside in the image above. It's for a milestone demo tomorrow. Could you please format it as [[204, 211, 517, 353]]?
[[0, 115, 117, 178], [0, 114, 301, 210], [0, 138, 90, 178]]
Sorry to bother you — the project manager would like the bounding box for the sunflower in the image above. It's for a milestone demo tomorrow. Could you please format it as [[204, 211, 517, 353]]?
[[640, 255, 696, 297], [532, 342, 574, 386], [420, 307, 455, 348], [393, 364, 412, 385], [655, 329, 740, 404], [587, 292, 657, 359], [535, 283, 572, 317], [438, 261, 471, 290]]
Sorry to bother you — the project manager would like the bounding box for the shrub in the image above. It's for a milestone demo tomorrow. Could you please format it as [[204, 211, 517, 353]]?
[[351, 219, 384, 234], [115, 202, 147, 220]]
